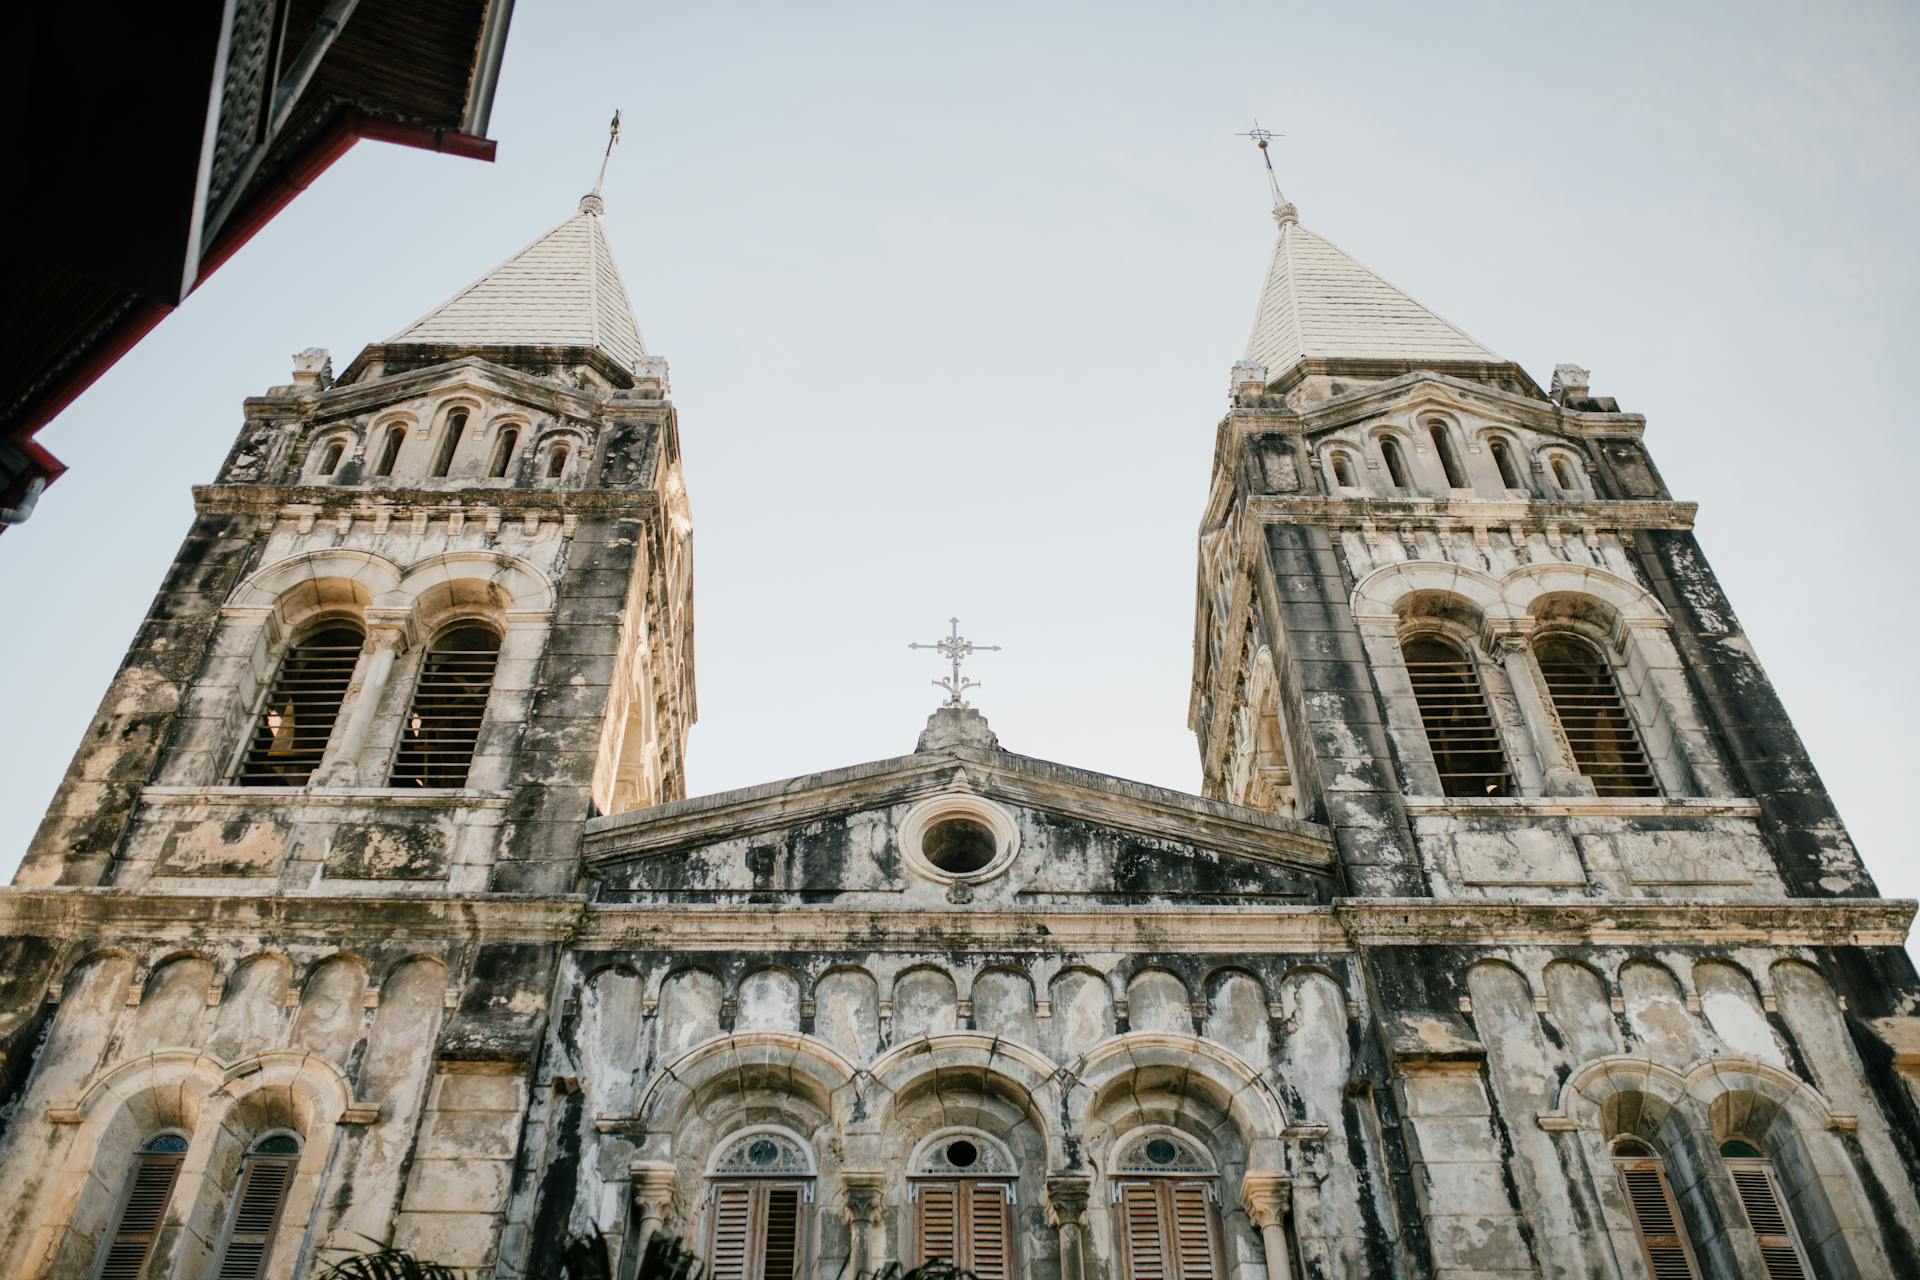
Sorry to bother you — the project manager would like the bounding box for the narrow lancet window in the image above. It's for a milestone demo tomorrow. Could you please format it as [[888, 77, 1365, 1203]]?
[[373, 426, 405, 477], [1612, 1138, 1699, 1280], [389, 624, 501, 788], [1534, 634, 1659, 796], [92, 1134, 188, 1280], [316, 440, 345, 476], [1330, 453, 1356, 488], [1551, 455, 1576, 491], [1721, 1141, 1812, 1280], [1403, 635, 1510, 796], [237, 624, 365, 786], [1490, 439, 1521, 489], [546, 442, 571, 479], [1429, 423, 1466, 487], [1381, 438, 1410, 489], [212, 1134, 300, 1280], [489, 427, 520, 478], [430, 410, 467, 478]]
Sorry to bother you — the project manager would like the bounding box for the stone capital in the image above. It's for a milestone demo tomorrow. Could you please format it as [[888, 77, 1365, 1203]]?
[[1240, 1170, 1292, 1227], [1045, 1174, 1093, 1227], [842, 1169, 886, 1225], [628, 1160, 678, 1214]]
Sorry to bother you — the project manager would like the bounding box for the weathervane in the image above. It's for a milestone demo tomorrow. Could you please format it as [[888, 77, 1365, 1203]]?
[[909, 617, 1002, 709], [1237, 119, 1296, 223]]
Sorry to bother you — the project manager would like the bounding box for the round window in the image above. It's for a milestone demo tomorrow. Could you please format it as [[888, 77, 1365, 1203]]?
[[746, 1138, 779, 1167], [945, 1138, 979, 1169], [922, 817, 998, 874], [1145, 1138, 1178, 1166]]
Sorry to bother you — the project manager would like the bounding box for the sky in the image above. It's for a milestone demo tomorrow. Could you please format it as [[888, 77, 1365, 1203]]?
[[4, 1, 1917, 948]]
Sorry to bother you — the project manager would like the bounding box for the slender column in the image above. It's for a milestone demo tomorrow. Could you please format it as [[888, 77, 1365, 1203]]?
[[1484, 625, 1592, 797], [1241, 1172, 1294, 1280], [1046, 1175, 1092, 1280], [843, 1170, 888, 1277], [625, 1162, 679, 1280], [315, 623, 406, 785]]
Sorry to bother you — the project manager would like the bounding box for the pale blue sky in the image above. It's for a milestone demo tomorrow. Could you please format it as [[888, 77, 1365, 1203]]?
[[5, 1, 1916, 941]]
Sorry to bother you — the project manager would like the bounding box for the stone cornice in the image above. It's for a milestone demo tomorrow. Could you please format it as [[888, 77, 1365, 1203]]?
[[192, 483, 660, 521], [1243, 495, 1696, 530], [0, 888, 586, 944], [1402, 797, 1762, 820], [583, 744, 1337, 873], [1334, 898, 1916, 948]]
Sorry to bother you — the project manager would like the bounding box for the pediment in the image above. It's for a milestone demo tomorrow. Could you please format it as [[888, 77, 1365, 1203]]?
[[311, 356, 610, 429], [583, 741, 1337, 908]]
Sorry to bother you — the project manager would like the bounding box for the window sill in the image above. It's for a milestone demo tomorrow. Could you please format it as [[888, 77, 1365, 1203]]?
[[1403, 795, 1759, 819], [139, 784, 513, 808]]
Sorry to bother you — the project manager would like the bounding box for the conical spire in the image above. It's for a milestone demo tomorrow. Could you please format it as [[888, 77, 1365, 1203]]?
[[1244, 207, 1499, 378], [388, 192, 646, 373]]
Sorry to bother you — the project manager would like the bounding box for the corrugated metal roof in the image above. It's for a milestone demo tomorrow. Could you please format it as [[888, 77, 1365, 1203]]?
[[1245, 210, 1498, 375], [389, 196, 646, 371]]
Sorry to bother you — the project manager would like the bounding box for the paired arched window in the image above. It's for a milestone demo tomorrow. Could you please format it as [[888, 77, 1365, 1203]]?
[[911, 1132, 1015, 1279], [93, 1133, 188, 1279], [1403, 635, 1510, 796], [1111, 1130, 1223, 1280], [1428, 423, 1467, 488], [211, 1133, 300, 1280], [1380, 438, 1411, 489], [389, 624, 501, 788], [1328, 452, 1357, 489], [1489, 439, 1522, 490], [488, 427, 520, 478], [1534, 634, 1658, 796], [372, 426, 405, 477], [1721, 1140, 1812, 1280], [429, 409, 468, 478], [237, 624, 365, 785], [706, 1129, 814, 1280], [1612, 1137, 1700, 1280]]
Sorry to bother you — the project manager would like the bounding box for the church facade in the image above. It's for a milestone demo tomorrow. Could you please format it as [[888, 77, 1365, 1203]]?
[[0, 176, 1915, 1280]]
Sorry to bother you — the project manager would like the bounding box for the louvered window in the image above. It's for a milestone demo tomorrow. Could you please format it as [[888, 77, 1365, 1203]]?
[[237, 625, 364, 785], [1613, 1142, 1699, 1280], [915, 1181, 1012, 1279], [1116, 1180, 1221, 1280], [1403, 635, 1510, 796], [211, 1135, 299, 1280], [706, 1182, 807, 1280], [91, 1134, 188, 1280], [1722, 1142, 1812, 1280], [1535, 634, 1659, 796], [389, 624, 500, 787]]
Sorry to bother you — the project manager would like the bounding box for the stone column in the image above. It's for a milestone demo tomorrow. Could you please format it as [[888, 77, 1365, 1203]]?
[[625, 1162, 678, 1280], [315, 623, 406, 785], [1484, 625, 1592, 797], [1241, 1172, 1294, 1280], [1046, 1175, 1093, 1280], [843, 1170, 887, 1277]]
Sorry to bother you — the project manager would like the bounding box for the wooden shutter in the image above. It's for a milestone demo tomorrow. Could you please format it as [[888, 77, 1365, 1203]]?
[[94, 1154, 182, 1280], [1118, 1182, 1169, 1280], [964, 1183, 1012, 1280], [1616, 1161, 1700, 1280], [1167, 1182, 1220, 1280], [1727, 1162, 1811, 1280], [708, 1183, 808, 1280], [213, 1156, 295, 1280], [918, 1183, 960, 1267], [1117, 1181, 1219, 1280]]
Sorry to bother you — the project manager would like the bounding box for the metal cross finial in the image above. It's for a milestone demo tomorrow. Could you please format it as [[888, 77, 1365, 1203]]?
[[909, 617, 1002, 709], [591, 108, 622, 198], [1236, 119, 1293, 221]]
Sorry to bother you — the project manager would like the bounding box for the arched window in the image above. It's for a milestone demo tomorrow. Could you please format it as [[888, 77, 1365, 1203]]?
[[1611, 1137, 1699, 1280], [315, 440, 345, 476], [1111, 1130, 1223, 1280], [1428, 423, 1466, 488], [211, 1133, 300, 1280], [546, 442, 571, 479], [92, 1133, 189, 1280], [1403, 635, 1510, 796], [705, 1129, 814, 1280], [1550, 454, 1577, 491], [389, 624, 501, 788], [372, 426, 405, 477], [237, 624, 365, 785], [911, 1131, 1015, 1279], [1721, 1140, 1812, 1280], [1381, 438, 1410, 490], [1329, 452, 1356, 489], [429, 409, 468, 478], [1490, 439, 1521, 489], [1533, 634, 1658, 796], [488, 427, 520, 478]]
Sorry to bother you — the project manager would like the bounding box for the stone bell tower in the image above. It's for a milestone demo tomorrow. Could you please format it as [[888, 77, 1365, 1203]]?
[[19, 184, 695, 898]]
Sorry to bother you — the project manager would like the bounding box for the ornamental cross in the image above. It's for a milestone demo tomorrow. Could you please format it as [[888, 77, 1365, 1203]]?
[[909, 617, 1002, 709]]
